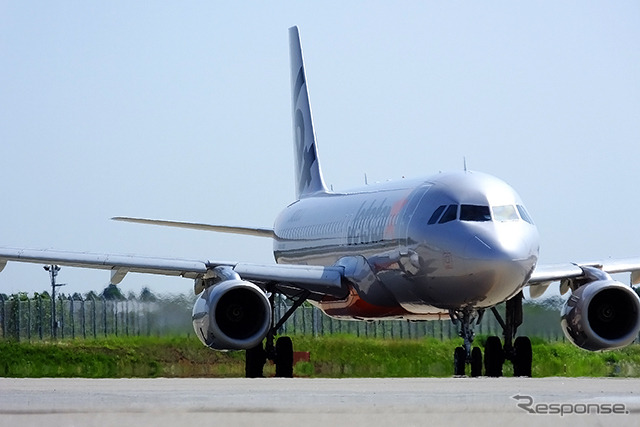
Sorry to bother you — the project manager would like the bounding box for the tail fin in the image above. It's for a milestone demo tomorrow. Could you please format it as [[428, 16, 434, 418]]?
[[289, 26, 328, 199]]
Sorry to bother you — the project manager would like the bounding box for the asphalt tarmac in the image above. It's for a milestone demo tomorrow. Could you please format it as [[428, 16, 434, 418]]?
[[0, 377, 639, 427]]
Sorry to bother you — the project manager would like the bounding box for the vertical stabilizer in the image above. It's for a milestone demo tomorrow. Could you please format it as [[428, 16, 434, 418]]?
[[289, 26, 328, 199]]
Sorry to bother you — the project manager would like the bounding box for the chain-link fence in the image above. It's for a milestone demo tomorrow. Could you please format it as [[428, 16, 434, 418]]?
[[0, 293, 567, 342], [274, 301, 566, 341], [0, 294, 193, 341]]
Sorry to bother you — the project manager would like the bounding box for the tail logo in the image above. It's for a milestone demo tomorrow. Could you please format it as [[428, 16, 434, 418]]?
[[294, 109, 317, 192], [293, 65, 319, 195]]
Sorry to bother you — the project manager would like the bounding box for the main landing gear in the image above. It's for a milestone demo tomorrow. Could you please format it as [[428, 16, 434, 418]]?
[[452, 292, 532, 377], [487, 291, 532, 377], [245, 290, 309, 378], [245, 336, 294, 378]]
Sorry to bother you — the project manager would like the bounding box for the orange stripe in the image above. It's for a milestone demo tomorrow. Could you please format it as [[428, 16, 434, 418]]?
[[318, 286, 409, 318]]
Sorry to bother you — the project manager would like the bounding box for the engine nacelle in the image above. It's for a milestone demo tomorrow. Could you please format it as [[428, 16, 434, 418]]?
[[561, 279, 640, 351], [192, 279, 271, 350]]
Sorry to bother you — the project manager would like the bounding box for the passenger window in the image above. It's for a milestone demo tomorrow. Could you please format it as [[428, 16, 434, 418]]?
[[427, 205, 446, 225], [517, 205, 535, 224], [492, 205, 519, 222], [460, 205, 491, 222], [438, 204, 458, 224]]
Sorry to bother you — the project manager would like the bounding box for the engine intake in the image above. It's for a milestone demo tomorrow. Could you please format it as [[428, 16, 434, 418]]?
[[561, 279, 640, 351], [192, 279, 271, 350]]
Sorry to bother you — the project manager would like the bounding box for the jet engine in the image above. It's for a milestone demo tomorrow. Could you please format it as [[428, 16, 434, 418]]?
[[192, 279, 272, 350], [561, 278, 640, 351]]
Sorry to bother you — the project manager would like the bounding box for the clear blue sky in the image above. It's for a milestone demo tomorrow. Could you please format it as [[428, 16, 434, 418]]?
[[1, 2, 639, 297]]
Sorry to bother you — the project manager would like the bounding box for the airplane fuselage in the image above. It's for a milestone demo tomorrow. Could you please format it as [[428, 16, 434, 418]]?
[[273, 171, 540, 320]]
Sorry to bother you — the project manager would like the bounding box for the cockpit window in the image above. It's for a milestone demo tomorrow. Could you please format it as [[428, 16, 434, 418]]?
[[438, 204, 458, 224], [460, 205, 491, 222], [427, 205, 446, 225], [492, 205, 519, 222], [427, 203, 533, 225], [517, 205, 534, 224]]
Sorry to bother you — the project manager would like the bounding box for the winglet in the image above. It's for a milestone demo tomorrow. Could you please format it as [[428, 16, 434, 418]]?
[[289, 26, 328, 199]]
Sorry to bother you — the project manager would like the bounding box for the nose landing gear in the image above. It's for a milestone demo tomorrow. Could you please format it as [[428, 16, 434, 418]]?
[[451, 308, 483, 377]]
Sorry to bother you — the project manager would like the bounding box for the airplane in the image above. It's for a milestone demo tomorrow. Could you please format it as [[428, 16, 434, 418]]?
[[2, 26, 640, 378]]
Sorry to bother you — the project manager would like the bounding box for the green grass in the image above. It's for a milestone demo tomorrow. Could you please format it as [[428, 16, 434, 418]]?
[[528, 336, 640, 377], [0, 336, 245, 378], [293, 335, 453, 377], [2, 335, 640, 378]]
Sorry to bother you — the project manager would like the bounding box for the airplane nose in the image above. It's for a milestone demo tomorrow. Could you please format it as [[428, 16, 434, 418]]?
[[464, 224, 537, 263], [461, 225, 538, 305]]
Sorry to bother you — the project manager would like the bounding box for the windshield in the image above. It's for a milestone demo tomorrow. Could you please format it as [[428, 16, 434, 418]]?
[[460, 205, 491, 222], [426, 203, 534, 225], [492, 205, 519, 222]]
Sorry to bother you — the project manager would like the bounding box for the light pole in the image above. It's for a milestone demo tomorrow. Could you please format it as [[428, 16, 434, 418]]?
[[44, 265, 65, 339]]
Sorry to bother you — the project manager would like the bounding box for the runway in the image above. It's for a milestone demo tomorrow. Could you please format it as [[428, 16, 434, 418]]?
[[0, 377, 639, 426]]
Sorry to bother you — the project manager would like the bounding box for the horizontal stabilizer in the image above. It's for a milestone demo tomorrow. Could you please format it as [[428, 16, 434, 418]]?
[[112, 217, 274, 238]]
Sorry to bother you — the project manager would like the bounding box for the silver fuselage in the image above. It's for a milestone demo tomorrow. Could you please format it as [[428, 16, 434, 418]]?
[[273, 171, 540, 320]]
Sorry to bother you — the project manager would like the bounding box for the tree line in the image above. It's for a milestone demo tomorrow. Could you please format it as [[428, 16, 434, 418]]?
[[0, 284, 160, 303]]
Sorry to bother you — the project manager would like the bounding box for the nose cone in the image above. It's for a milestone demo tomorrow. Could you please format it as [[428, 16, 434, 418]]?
[[404, 221, 539, 311], [461, 222, 539, 306], [464, 221, 538, 262]]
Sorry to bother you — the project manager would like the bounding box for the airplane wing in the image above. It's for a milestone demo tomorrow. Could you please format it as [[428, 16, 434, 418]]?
[[527, 257, 640, 298], [0, 247, 346, 298]]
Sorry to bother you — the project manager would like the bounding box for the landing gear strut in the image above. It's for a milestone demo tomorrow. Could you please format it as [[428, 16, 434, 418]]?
[[244, 290, 309, 378], [450, 308, 483, 377]]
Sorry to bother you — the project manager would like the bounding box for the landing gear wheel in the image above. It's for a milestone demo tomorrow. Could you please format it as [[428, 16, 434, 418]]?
[[275, 336, 294, 378], [245, 342, 266, 378], [484, 336, 504, 377], [471, 346, 482, 377], [453, 346, 466, 376], [513, 336, 532, 377]]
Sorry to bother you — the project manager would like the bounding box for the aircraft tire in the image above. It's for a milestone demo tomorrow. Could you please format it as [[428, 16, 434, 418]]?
[[471, 346, 482, 377], [245, 342, 266, 378], [275, 336, 294, 378], [453, 346, 466, 376], [513, 336, 532, 377], [484, 336, 504, 377]]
